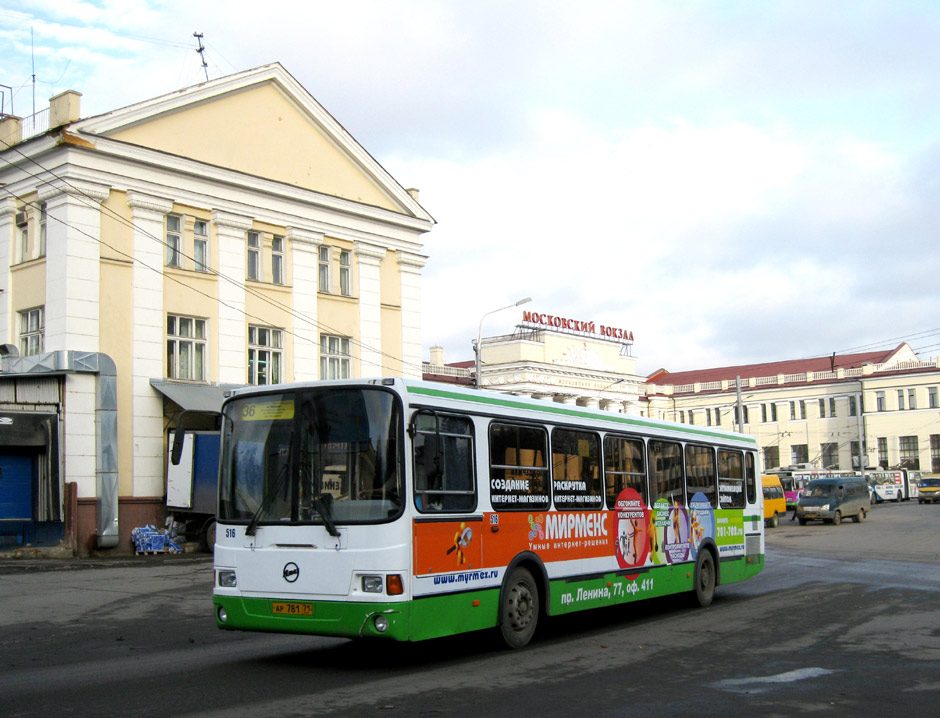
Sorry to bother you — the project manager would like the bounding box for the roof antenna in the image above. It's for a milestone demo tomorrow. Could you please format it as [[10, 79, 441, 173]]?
[[193, 32, 209, 82]]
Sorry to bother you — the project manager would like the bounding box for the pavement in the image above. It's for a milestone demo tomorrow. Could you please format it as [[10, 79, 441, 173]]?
[[0, 540, 211, 574]]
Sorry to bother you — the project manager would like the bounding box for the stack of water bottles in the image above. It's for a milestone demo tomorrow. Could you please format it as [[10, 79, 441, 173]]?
[[132, 524, 182, 554]]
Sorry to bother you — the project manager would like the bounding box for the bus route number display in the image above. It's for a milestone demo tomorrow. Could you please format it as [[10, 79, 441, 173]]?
[[240, 399, 295, 421]]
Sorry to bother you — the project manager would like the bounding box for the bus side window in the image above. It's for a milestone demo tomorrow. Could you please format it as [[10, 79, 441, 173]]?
[[718, 449, 745, 509], [413, 413, 476, 513], [649, 440, 685, 507], [745, 452, 757, 504]]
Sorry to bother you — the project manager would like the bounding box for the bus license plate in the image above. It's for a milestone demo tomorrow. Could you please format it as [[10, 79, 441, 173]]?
[[272, 601, 313, 616]]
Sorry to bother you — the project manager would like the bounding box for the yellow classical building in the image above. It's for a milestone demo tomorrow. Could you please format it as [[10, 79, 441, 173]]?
[[0, 64, 433, 553]]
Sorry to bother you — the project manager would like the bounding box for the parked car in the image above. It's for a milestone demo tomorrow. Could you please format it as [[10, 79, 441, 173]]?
[[917, 476, 940, 504], [797, 477, 869, 525]]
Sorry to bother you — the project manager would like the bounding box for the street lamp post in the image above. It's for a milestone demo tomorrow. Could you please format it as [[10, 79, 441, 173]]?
[[475, 297, 532, 388]]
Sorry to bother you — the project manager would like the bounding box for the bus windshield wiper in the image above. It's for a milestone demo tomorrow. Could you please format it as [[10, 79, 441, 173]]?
[[246, 457, 290, 537], [312, 493, 340, 537]]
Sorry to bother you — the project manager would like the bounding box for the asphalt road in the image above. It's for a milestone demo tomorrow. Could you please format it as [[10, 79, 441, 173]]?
[[1, 499, 938, 717]]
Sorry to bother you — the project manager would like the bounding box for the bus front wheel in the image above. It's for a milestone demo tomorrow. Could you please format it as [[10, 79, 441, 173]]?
[[500, 567, 539, 649], [692, 550, 716, 608]]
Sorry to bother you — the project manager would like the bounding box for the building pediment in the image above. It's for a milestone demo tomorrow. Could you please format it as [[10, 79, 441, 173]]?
[[73, 63, 431, 222]]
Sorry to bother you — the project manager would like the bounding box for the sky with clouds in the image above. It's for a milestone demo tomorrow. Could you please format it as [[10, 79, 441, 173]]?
[[2, 0, 939, 375]]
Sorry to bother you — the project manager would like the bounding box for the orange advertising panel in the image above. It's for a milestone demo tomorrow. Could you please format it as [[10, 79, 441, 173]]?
[[414, 518, 483, 575], [482, 511, 614, 567]]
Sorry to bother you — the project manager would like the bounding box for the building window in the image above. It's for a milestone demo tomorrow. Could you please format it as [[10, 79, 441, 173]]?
[[850, 441, 862, 469], [799, 400, 806, 420], [19, 306, 44, 355], [16, 210, 28, 263], [930, 387, 939, 409], [790, 401, 796, 421], [908, 389, 916, 410], [247, 231, 261, 281], [818, 398, 826, 418], [897, 390, 905, 411], [762, 446, 779, 471], [791, 444, 808, 465], [876, 392, 886, 412], [761, 404, 767, 423], [849, 395, 857, 416], [899, 436, 920, 470], [339, 249, 351, 296], [877, 437, 888, 468], [931, 435, 940, 473], [829, 397, 836, 417], [166, 214, 182, 268], [194, 220, 209, 272], [318, 246, 331, 292], [272, 235, 284, 285], [771, 403, 777, 422], [714, 408, 721, 426], [248, 326, 283, 385], [320, 335, 350, 379], [38, 202, 47, 257], [167, 315, 207, 381], [821, 442, 838, 469], [688, 410, 694, 425]]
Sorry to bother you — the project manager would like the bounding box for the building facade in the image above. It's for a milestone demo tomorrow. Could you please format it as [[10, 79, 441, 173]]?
[[425, 310, 645, 411], [645, 344, 940, 474], [0, 64, 433, 553]]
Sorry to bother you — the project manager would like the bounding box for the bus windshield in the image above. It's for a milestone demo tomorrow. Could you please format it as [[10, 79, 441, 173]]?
[[218, 387, 403, 527]]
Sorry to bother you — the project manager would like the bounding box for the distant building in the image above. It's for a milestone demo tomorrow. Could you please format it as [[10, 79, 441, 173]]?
[[646, 343, 940, 473], [425, 326, 940, 475], [424, 310, 644, 411], [0, 63, 433, 553]]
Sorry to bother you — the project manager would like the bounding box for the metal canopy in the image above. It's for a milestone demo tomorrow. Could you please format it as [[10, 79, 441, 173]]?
[[149, 379, 240, 414]]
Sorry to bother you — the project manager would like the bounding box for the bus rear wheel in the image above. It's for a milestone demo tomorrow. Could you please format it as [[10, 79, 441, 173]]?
[[500, 567, 539, 649], [693, 550, 716, 608]]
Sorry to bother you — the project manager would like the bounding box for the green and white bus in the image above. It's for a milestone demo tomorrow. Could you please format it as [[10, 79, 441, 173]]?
[[212, 378, 765, 648]]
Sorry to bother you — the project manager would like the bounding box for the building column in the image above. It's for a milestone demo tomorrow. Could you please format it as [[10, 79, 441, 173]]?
[[287, 226, 323, 381], [601, 399, 624, 413], [41, 180, 109, 352], [0, 198, 14, 344], [354, 241, 385, 377], [127, 191, 173, 497], [213, 211, 252, 385], [397, 250, 427, 379], [41, 181, 108, 499], [579, 397, 600, 410]]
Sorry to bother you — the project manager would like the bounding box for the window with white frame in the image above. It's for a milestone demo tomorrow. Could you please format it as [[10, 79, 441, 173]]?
[[248, 326, 283, 385], [320, 335, 350, 379], [849, 395, 857, 416], [38, 202, 46, 257], [194, 220, 209, 272], [318, 245, 331, 292], [908, 389, 916, 410], [876, 391, 886, 411], [930, 387, 939, 409], [19, 306, 44, 356], [247, 231, 261, 281], [167, 314, 207, 381], [897, 389, 905, 411], [791, 444, 808, 464], [271, 235, 284, 285], [16, 210, 28, 263], [166, 214, 182, 268], [339, 249, 351, 296]]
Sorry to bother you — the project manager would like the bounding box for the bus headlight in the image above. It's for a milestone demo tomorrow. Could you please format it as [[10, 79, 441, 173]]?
[[218, 570, 237, 588], [217, 606, 228, 623], [373, 615, 389, 632], [361, 575, 383, 593], [820, 503, 830, 511]]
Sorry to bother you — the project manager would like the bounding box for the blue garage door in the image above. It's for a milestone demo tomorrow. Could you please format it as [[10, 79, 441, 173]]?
[[0, 455, 33, 520]]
